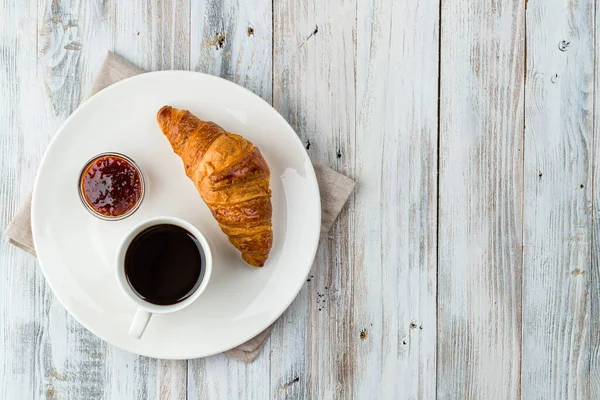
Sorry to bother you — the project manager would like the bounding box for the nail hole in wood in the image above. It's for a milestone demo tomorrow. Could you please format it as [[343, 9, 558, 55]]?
[[558, 40, 570, 51], [360, 329, 368, 341], [278, 377, 299, 392]]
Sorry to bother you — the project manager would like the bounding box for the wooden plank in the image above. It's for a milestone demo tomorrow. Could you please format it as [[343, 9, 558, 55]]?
[[33, 0, 191, 398], [437, 0, 525, 398], [271, 0, 357, 397], [592, 2, 600, 396], [109, 0, 192, 397], [21, 0, 119, 398], [354, 0, 439, 398], [522, 0, 595, 398], [591, 0, 600, 393], [35, 0, 124, 398], [187, 0, 273, 397], [0, 1, 40, 397]]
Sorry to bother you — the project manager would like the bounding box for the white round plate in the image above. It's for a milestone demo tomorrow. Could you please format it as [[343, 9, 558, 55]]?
[[31, 71, 321, 359]]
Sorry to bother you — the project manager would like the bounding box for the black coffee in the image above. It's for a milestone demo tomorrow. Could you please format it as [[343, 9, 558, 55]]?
[[125, 224, 205, 305]]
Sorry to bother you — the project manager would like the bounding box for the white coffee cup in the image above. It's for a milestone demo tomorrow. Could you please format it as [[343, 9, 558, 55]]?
[[115, 216, 213, 339]]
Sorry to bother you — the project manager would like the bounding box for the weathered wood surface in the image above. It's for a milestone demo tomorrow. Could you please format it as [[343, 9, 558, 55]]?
[[1, 0, 599, 399], [187, 0, 273, 398], [592, 2, 600, 398], [523, 0, 594, 398], [0, 3, 39, 400], [591, 1, 600, 396], [437, 0, 524, 398], [271, 0, 359, 397], [353, 0, 439, 397]]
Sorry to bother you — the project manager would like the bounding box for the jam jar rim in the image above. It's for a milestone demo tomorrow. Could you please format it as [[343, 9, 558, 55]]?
[[78, 152, 146, 221]]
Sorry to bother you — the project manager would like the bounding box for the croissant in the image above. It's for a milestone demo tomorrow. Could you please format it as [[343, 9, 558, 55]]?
[[156, 106, 273, 267]]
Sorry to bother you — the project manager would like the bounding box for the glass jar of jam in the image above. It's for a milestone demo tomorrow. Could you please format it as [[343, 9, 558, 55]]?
[[79, 152, 145, 220]]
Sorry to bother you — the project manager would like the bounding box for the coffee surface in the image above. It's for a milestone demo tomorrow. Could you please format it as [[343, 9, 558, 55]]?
[[125, 224, 204, 305]]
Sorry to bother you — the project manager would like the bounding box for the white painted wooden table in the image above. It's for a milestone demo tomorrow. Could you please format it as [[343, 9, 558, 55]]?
[[0, 0, 597, 398]]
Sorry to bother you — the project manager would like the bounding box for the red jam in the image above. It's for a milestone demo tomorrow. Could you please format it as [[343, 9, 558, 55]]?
[[80, 154, 143, 218]]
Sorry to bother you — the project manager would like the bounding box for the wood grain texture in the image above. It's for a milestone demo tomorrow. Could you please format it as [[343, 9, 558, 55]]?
[[35, 0, 190, 398], [35, 0, 149, 399], [157, 360, 186, 400], [110, 0, 190, 71], [36, 1, 116, 395], [272, 0, 359, 398], [189, 0, 272, 102], [522, 0, 594, 398], [0, 1, 39, 398], [437, 1, 525, 398], [589, 0, 600, 398], [355, 0, 439, 398], [4, 0, 600, 398], [187, 0, 273, 398], [108, 1, 192, 396]]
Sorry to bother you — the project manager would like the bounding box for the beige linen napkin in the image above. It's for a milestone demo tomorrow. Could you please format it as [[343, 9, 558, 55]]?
[[5, 52, 356, 363]]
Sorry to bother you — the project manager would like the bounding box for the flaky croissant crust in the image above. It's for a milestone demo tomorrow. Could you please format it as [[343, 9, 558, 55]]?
[[157, 106, 273, 267]]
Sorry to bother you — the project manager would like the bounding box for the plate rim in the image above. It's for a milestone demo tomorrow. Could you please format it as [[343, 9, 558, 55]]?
[[31, 70, 321, 359]]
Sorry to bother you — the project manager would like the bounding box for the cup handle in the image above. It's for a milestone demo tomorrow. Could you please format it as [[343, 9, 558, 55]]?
[[129, 309, 152, 339]]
